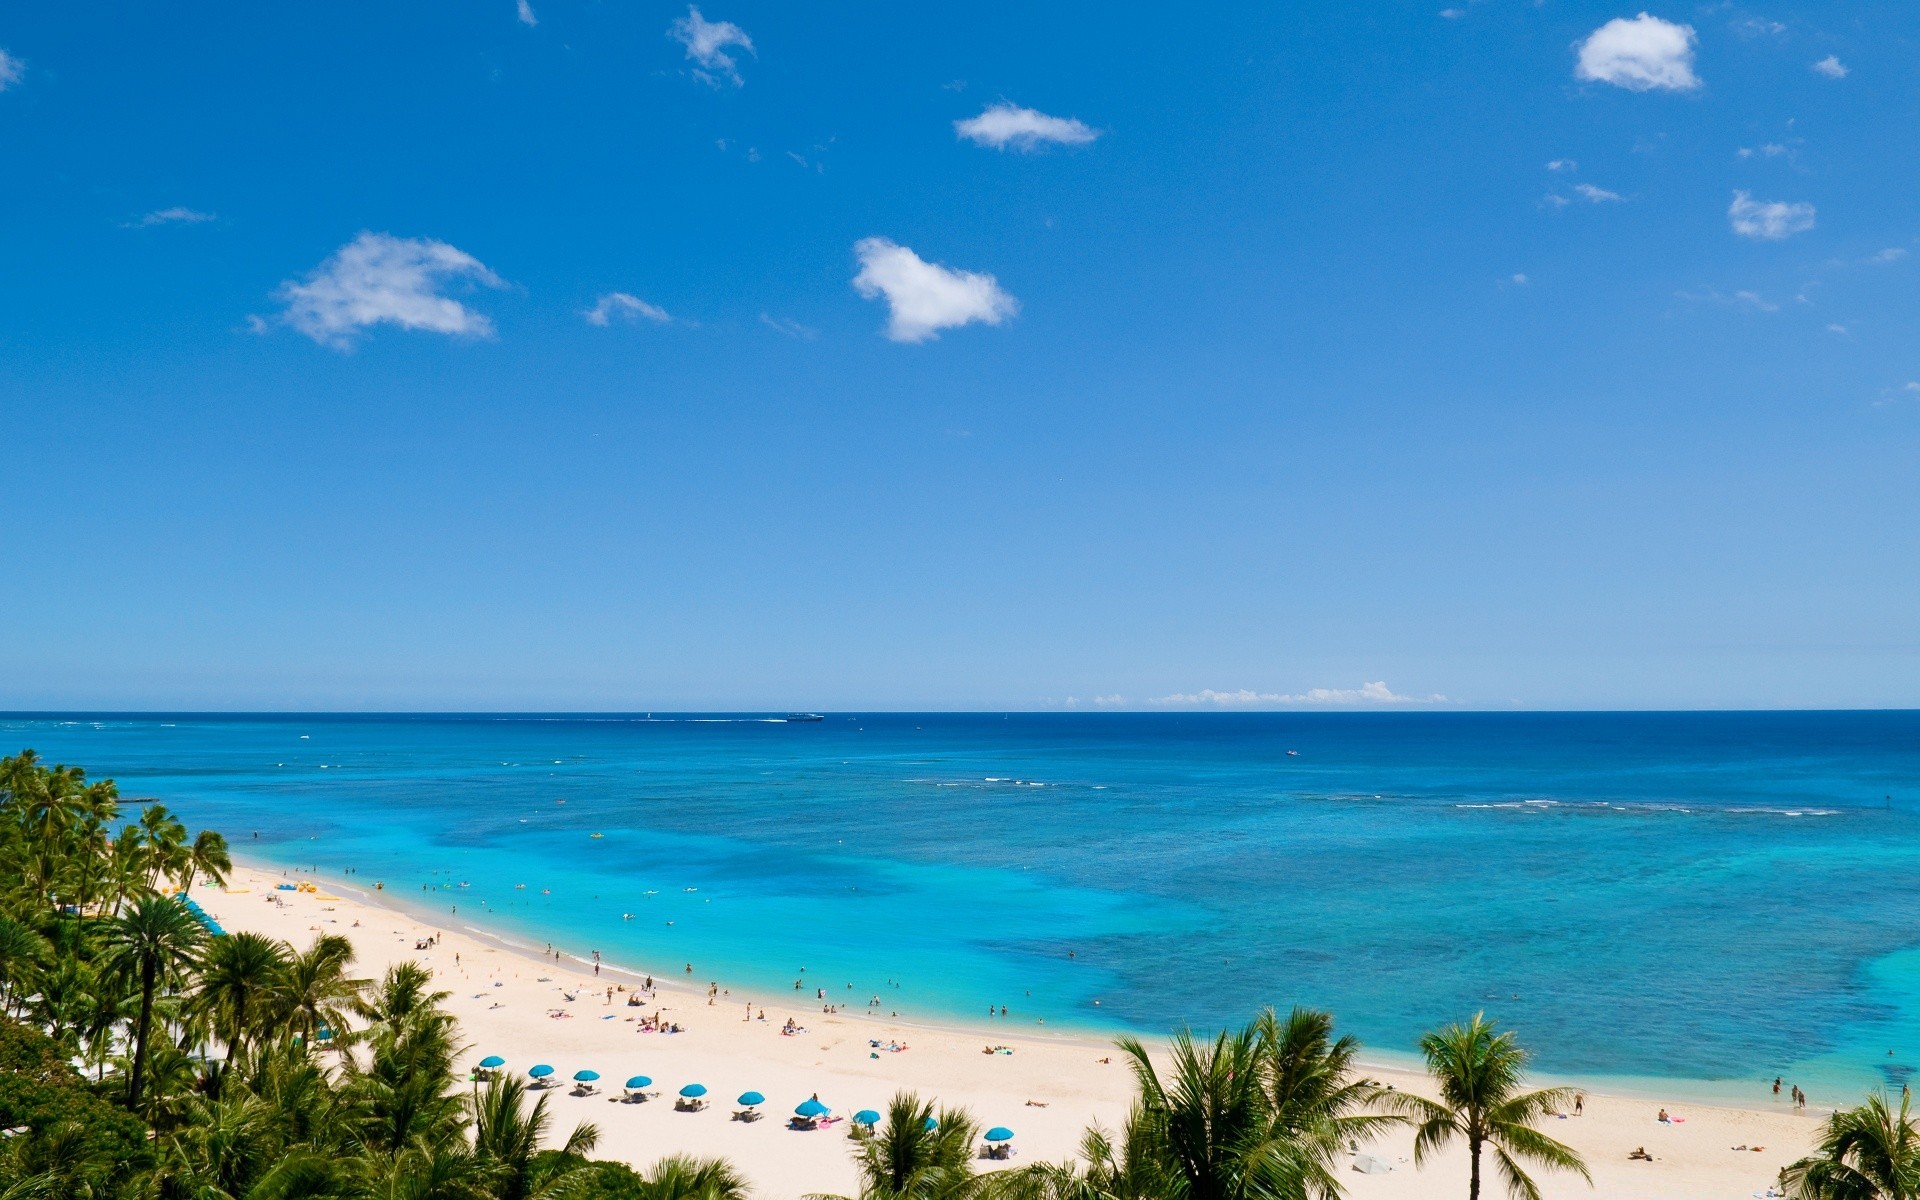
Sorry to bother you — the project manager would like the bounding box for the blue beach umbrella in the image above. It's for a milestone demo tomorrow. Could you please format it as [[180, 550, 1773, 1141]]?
[[529, 1065, 554, 1079], [853, 1109, 881, 1126], [737, 1091, 765, 1106], [625, 1076, 652, 1090], [679, 1083, 707, 1098], [795, 1098, 830, 1118], [985, 1127, 1015, 1143], [478, 1056, 505, 1069], [573, 1070, 600, 1082], [925, 1117, 939, 1131]]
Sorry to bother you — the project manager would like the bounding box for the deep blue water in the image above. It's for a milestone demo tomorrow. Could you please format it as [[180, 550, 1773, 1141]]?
[[6, 711, 1918, 1098]]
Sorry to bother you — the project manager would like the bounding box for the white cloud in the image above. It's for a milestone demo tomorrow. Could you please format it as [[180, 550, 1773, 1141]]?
[[584, 292, 669, 326], [1546, 158, 1577, 172], [1676, 287, 1779, 312], [669, 6, 753, 87], [1811, 55, 1847, 79], [1151, 682, 1447, 708], [1574, 13, 1700, 92], [1511, 273, 1529, 284], [1866, 247, 1907, 265], [276, 232, 504, 349], [129, 207, 216, 228], [851, 237, 1017, 343], [1728, 190, 1815, 240], [1825, 323, 1848, 335], [0, 49, 22, 92], [1574, 183, 1625, 203], [516, 0, 537, 26], [953, 102, 1098, 152], [759, 312, 817, 340], [1439, 7, 1466, 18]]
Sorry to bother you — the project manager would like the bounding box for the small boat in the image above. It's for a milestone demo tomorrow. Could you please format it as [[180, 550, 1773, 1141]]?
[[781, 713, 825, 723], [1286, 750, 1300, 757]]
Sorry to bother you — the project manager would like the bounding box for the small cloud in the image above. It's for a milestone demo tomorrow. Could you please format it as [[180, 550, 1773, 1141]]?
[[1575, 13, 1700, 92], [244, 314, 270, 336], [0, 49, 23, 92], [584, 292, 669, 326], [942, 79, 968, 92], [759, 312, 817, 340], [851, 237, 1017, 343], [746, 147, 761, 163], [274, 232, 505, 349], [1866, 247, 1907, 265], [1511, 273, 1530, 285], [1675, 287, 1779, 312], [1825, 323, 1848, 335], [1150, 682, 1447, 708], [127, 207, 216, 228], [1439, 7, 1466, 18], [1729, 190, 1815, 240], [1546, 158, 1577, 172], [1730, 16, 1787, 38], [954, 102, 1098, 152], [1811, 54, 1847, 79], [669, 5, 754, 87], [1541, 193, 1572, 209], [516, 0, 537, 26], [1574, 183, 1625, 203]]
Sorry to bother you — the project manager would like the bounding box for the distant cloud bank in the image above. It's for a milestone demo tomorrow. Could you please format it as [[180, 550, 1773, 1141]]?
[[276, 232, 504, 349], [954, 103, 1099, 152], [1575, 13, 1700, 92], [1151, 682, 1448, 708]]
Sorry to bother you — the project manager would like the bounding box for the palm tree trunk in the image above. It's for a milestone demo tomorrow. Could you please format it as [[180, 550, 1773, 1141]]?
[[126, 957, 155, 1109], [1468, 1134, 1482, 1200]]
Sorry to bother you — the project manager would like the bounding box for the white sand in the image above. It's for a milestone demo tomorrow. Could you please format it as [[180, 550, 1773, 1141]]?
[[206, 862, 1824, 1199]]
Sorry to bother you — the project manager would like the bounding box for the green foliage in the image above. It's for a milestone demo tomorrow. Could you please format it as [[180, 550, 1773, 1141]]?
[[1388, 1012, 1590, 1200], [0, 1018, 152, 1195], [1784, 1090, 1920, 1200]]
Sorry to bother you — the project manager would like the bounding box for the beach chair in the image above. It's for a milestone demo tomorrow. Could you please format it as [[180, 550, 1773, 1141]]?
[[788, 1115, 819, 1131]]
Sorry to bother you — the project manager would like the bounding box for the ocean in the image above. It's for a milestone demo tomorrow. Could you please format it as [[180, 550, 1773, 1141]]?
[[6, 710, 1917, 1101]]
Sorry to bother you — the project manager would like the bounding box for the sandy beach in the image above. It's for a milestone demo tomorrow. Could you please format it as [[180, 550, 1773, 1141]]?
[[207, 859, 1823, 1199]]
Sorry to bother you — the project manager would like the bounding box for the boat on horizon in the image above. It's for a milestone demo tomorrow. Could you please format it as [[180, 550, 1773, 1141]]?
[[780, 713, 825, 723]]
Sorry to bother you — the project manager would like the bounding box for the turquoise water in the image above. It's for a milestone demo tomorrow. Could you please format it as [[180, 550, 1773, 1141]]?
[[6, 711, 1919, 1099]]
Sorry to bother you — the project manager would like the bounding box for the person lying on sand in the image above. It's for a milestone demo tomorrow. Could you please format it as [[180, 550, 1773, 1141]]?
[[1628, 1147, 1653, 1161]]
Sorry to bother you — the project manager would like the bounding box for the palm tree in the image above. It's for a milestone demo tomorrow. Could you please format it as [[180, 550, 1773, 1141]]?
[[1254, 1006, 1400, 1196], [0, 914, 51, 1016], [194, 930, 293, 1061], [137, 803, 189, 891], [1392, 1014, 1589, 1200], [99, 894, 206, 1109], [470, 1074, 599, 1200], [629, 1154, 753, 1199], [815, 1090, 987, 1200], [282, 932, 366, 1044], [183, 828, 232, 896], [1115, 1026, 1320, 1200], [1783, 1090, 1920, 1199], [1006, 1116, 1163, 1200]]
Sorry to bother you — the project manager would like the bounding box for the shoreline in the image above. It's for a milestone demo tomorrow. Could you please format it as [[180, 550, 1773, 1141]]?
[[215, 854, 1830, 1199], [234, 852, 1840, 1112]]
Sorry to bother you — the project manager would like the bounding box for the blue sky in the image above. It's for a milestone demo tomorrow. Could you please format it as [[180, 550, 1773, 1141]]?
[[2, 1, 1916, 711]]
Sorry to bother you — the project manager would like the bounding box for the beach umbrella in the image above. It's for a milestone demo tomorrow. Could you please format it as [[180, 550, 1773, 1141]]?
[[679, 1083, 707, 1098], [625, 1076, 652, 1090], [925, 1117, 939, 1131], [853, 1109, 881, 1126], [737, 1091, 764, 1106], [795, 1098, 830, 1118], [478, 1056, 505, 1069], [985, 1127, 1015, 1143], [529, 1065, 554, 1079], [573, 1070, 600, 1082]]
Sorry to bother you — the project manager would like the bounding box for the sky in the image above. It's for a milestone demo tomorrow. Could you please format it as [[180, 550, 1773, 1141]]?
[[1, 1, 1916, 712]]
